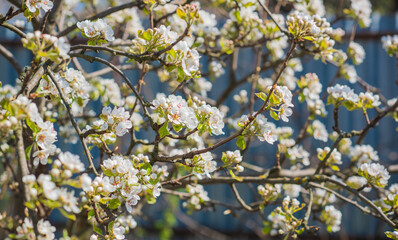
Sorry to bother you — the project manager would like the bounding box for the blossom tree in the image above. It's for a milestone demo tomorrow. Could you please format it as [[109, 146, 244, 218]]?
[[0, 0, 397, 239]]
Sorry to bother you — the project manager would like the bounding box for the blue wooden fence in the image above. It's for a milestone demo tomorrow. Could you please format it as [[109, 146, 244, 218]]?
[[1, 12, 398, 237]]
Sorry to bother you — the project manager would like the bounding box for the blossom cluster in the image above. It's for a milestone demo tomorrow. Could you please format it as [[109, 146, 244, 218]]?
[[183, 184, 210, 211], [25, 98, 58, 166], [347, 0, 372, 28], [348, 42, 366, 65], [350, 144, 379, 165], [257, 184, 281, 203], [130, 25, 201, 80], [382, 35, 398, 56], [286, 11, 320, 41], [85, 106, 133, 139], [15, 218, 56, 240], [185, 151, 217, 178], [82, 154, 165, 214], [358, 162, 390, 188], [265, 196, 305, 238], [24, 0, 53, 13], [320, 205, 342, 232], [23, 0, 53, 21], [77, 19, 115, 45], [40, 68, 92, 113], [22, 31, 70, 63], [317, 147, 342, 170], [238, 113, 277, 144], [308, 120, 328, 142], [151, 94, 225, 136]]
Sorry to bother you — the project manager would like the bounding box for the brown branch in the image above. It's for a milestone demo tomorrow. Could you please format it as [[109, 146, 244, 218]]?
[[57, 1, 144, 37], [0, 43, 22, 74], [356, 99, 398, 144], [47, 69, 98, 175], [231, 183, 258, 212]]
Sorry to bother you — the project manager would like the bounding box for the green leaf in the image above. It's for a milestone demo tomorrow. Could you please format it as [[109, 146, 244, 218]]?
[[9, 233, 18, 239], [176, 67, 185, 82], [255, 92, 267, 101], [87, 40, 96, 46], [59, 208, 76, 221], [142, 31, 152, 41], [229, 169, 243, 182], [167, 48, 177, 59], [88, 209, 95, 220], [197, 123, 207, 136], [25, 144, 33, 161], [101, 165, 116, 177], [236, 136, 246, 150], [159, 122, 170, 138], [173, 124, 183, 133], [270, 110, 279, 121], [108, 198, 121, 210], [93, 225, 103, 236], [25, 201, 36, 209], [233, 10, 241, 24], [262, 222, 271, 235], [295, 228, 305, 235], [146, 193, 157, 204], [176, 8, 187, 20], [41, 199, 62, 208], [26, 118, 39, 133], [330, 165, 340, 171]]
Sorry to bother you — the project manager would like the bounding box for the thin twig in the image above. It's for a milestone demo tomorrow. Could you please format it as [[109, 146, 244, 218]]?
[[57, 1, 144, 37], [0, 43, 22, 74], [47, 69, 98, 175]]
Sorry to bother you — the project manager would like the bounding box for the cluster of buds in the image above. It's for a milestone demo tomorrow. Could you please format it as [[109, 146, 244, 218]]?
[[257, 184, 281, 203], [346, 176, 371, 192], [22, 31, 70, 63], [176, 4, 199, 24], [307, 120, 328, 142], [23, 170, 81, 216], [85, 106, 133, 138], [298, 73, 326, 116], [297, 73, 322, 102], [327, 84, 359, 110], [358, 162, 390, 188], [77, 19, 115, 45], [15, 218, 56, 240], [317, 147, 342, 171], [183, 184, 209, 211], [265, 197, 305, 238], [377, 184, 398, 212], [185, 151, 217, 178], [238, 114, 277, 144], [222, 150, 244, 180], [23, 0, 53, 21], [348, 42, 366, 65], [256, 85, 294, 122], [130, 25, 201, 80], [286, 11, 320, 41], [320, 205, 342, 232], [349, 144, 379, 165], [40, 68, 92, 110], [286, 145, 310, 167], [82, 155, 164, 215], [339, 64, 358, 83], [345, 0, 372, 28], [382, 35, 398, 56]]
